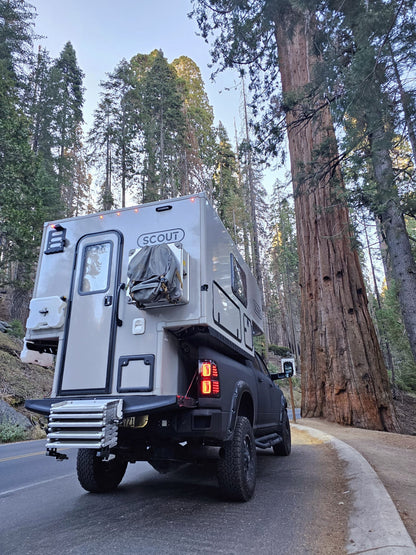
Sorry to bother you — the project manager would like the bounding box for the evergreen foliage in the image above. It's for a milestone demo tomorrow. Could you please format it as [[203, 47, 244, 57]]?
[[310, 0, 416, 363], [49, 41, 84, 216], [88, 59, 139, 210], [375, 281, 416, 392], [267, 183, 300, 354], [172, 55, 216, 195], [212, 122, 240, 237], [0, 0, 45, 301]]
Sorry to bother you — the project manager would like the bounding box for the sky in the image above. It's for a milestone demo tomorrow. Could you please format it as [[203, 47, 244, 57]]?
[[31, 0, 279, 195], [32, 1, 242, 141]]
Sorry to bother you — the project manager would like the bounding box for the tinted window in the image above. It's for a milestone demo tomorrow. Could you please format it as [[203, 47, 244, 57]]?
[[231, 254, 247, 307], [254, 352, 271, 378]]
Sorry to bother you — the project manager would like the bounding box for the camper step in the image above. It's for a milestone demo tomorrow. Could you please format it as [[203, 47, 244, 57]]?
[[48, 421, 106, 428], [47, 431, 108, 440], [50, 399, 123, 415], [46, 399, 123, 451], [49, 413, 109, 421]]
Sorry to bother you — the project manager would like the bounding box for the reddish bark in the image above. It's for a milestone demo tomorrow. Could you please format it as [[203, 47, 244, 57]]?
[[273, 7, 398, 431]]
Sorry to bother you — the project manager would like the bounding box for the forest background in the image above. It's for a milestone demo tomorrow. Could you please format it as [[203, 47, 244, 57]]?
[[1, 0, 415, 430]]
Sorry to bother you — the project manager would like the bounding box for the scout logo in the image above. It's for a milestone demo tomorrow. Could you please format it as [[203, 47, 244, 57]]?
[[137, 228, 185, 247]]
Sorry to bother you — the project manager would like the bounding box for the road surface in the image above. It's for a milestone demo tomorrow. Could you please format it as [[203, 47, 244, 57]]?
[[0, 429, 349, 554]]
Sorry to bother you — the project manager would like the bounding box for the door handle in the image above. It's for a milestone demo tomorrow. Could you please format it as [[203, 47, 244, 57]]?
[[116, 283, 126, 327]]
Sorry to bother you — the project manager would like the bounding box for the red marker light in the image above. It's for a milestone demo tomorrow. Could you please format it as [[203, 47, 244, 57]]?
[[212, 381, 220, 395]]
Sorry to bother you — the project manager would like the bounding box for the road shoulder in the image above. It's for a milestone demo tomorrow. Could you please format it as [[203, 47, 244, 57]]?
[[293, 422, 416, 554]]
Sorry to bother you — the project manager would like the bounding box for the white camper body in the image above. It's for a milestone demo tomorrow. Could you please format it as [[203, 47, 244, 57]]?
[[24, 193, 263, 402]]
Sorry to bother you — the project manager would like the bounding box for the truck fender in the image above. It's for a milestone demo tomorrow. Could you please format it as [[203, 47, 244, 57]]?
[[225, 380, 253, 441]]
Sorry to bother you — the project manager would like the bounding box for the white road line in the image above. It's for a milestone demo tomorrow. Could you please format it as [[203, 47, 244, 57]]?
[[0, 473, 74, 498]]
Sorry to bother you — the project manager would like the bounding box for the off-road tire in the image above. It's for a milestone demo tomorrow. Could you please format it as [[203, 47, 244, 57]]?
[[76, 449, 127, 493], [217, 416, 256, 502], [273, 409, 291, 456]]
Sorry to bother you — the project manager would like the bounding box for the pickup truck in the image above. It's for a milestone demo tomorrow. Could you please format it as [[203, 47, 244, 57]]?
[[23, 193, 291, 501]]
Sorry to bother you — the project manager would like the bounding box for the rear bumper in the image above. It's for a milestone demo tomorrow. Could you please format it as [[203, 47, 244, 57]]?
[[26, 396, 230, 446], [25, 395, 180, 416]]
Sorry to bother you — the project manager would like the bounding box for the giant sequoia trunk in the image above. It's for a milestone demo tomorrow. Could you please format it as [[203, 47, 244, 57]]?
[[273, 7, 398, 431]]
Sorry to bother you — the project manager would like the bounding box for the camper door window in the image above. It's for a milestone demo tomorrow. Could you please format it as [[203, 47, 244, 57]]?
[[231, 254, 247, 307], [80, 242, 112, 294]]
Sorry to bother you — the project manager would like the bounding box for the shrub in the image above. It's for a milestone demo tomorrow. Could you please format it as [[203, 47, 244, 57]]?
[[268, 344, 292, 357], [0, 423, 27, 443], [7, 319, 25, 339]]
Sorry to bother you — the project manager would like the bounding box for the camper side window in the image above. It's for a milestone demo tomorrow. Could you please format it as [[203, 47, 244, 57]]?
[[231, 254, 247, 307], [80, 242, 112, 294]]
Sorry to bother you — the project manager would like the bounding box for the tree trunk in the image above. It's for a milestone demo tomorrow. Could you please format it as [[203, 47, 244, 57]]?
[[274, 7, 398, 431], [242, 78, 264, 295], [370, 126, 416, 364], [388, 41, 416, 165]]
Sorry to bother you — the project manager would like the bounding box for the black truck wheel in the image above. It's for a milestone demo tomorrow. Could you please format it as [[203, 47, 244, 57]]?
[[76, 449, 127, 493], [217, 416, 257, 501], [273, 409, 291, 456]]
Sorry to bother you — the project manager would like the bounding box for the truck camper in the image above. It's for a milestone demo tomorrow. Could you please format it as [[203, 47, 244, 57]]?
[[23, 193, 290, 501]]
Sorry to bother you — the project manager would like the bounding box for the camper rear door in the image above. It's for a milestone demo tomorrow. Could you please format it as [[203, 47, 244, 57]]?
[[58, 231, 122, 394]]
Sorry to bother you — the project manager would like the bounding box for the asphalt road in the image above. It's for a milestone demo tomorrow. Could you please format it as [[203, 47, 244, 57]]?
[[0, 434, 349, 555]]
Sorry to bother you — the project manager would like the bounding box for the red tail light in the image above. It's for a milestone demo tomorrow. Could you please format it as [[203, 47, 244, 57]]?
[[198, 360, 220, 398]]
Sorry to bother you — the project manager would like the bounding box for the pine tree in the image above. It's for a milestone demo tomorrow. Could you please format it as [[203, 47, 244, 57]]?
[[49, 41, 84, 216], [212, 122, 242, 240], [0, 0, 46, 319], [88, 95, 114, 210], [172, 55, 216, 194], [89, 59, 140, 209], [138, 50, 186, 201], [268, 183, 300, 357]]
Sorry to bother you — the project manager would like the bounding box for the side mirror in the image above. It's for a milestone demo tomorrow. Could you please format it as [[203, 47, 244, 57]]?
[[271, 358, 296, 380]]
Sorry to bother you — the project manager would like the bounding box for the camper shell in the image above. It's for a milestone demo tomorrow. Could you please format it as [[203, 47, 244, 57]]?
[[24, 193, 290, 501]]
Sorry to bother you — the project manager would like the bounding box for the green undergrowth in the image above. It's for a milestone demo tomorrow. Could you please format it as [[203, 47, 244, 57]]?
[[0, 332, 53, 442]]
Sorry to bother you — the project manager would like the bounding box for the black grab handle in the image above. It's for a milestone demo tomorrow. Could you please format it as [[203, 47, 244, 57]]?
[[116, 282, 126, 327]]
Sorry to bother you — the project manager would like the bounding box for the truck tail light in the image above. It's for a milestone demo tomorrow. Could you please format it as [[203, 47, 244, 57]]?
[[198, 360, 220, 398]]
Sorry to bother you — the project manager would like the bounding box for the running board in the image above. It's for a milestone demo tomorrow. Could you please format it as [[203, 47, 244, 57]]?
[[46, 399, 123, 450], [255, 433, 282, 449]]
